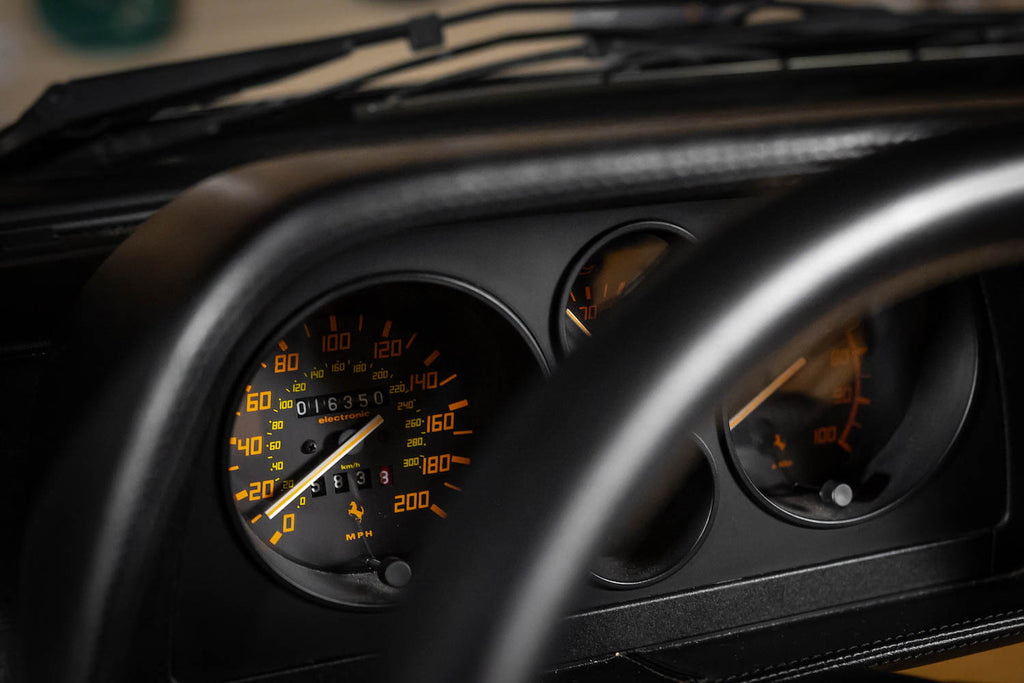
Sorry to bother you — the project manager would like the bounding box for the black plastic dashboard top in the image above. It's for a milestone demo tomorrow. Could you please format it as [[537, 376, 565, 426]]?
[[13, 109, 1024, 683]]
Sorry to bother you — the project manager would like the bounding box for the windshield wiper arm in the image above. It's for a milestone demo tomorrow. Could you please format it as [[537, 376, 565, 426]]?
[[0, 1, 715, 160], [6, 0, 1023, 167], [0, 14, 447, 157]]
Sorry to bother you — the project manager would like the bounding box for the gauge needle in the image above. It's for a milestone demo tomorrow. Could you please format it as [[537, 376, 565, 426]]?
[[265, 414, 384, 519], [728, 357, 807, 430], [565, 308, 592, 337]]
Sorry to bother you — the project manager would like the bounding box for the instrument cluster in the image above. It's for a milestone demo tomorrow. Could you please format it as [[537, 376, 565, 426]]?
[[218, 219, 981, 605]]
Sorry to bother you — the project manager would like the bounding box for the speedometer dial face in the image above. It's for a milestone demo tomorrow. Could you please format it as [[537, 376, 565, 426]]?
[[723, 288, 978, 525], [228, 314, 471, 573], [224, 280, 544, 605]]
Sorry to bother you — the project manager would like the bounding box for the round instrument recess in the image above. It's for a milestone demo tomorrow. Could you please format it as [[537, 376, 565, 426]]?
[[722, 286, 978, 526], [555, 220, 714, 586], [223, 278, 546, 606], [556, 221, 694, 355]]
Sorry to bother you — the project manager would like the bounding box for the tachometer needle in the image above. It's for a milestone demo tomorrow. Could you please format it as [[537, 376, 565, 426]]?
[[265, 414, 384, 519], [728, 357, 807, 430], [565, 308, 592, 337]]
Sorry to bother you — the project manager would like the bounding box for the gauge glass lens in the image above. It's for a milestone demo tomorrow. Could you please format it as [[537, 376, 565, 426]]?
[[224, 281, 543, 604], [592, 438, 715, 587], [723, 291, 977, 524], [227, 312, 471, 572], [560, 223, 690, 353]]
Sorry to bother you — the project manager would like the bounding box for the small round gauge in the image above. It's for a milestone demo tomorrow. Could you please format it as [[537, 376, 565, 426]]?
[[723, 287, 978, 525], [591, 438, 716, 588], [557, 221, 693, 353], [224, 279, 544, 605]]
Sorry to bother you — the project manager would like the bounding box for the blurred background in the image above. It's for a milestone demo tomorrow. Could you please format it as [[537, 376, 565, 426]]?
[[2, 0, 1023, 127], [0, 0, 563, 126]]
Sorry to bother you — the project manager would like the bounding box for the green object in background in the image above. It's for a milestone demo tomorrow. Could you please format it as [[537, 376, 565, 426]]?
[[38, 0, 177, 50]]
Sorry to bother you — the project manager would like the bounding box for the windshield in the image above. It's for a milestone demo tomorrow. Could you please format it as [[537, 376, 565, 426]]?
[[3, 0, 1022, 128]]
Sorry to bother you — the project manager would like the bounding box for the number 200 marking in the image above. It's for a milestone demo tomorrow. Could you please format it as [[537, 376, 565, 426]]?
[[394, 490, 430, 513]]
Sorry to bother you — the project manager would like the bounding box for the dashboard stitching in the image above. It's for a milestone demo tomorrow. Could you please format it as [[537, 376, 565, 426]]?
[[716, 609, 1024, 681], [866, 630, 1024, 668]]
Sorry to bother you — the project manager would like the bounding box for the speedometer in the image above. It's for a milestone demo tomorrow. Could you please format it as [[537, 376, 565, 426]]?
[[224, 279, 545, 605]]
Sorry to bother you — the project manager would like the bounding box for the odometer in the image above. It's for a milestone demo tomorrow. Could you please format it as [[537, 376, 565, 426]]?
[[224, 279, 544, 605]]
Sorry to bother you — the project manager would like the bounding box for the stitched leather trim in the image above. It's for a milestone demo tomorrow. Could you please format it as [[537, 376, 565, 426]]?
[[717, 609, 1024, 682]]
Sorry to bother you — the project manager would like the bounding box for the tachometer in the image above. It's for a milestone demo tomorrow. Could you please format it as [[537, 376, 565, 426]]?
[[224, 279, 544, 605], [723, 287, 978, 525]]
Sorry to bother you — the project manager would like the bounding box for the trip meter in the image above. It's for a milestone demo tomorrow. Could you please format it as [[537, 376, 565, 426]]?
[[224, 279, 544, 606]]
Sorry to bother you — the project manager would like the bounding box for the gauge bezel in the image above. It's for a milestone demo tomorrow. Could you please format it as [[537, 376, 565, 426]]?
[[553, 220, 695, 356], [590, 435, 718, 589], [219, 273, 549, 608], [719, 285, 980, 528]]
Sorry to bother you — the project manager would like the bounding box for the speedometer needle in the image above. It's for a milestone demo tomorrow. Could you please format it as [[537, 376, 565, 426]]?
[[265, 414, 384, 519], [728, 357, 807, 430]]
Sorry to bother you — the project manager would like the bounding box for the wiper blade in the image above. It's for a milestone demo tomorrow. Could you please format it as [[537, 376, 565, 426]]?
[[0, 15, 446, 158], [0, 0, 722, 161], [5, 0, 1023, 167], [353, 4, 1024, 115]]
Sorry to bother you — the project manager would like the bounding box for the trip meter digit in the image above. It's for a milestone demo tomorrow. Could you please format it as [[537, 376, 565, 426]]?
[[224, 279, 544, 605]]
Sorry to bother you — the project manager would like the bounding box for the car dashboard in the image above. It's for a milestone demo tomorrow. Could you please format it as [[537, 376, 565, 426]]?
[[5, 56, 1024, 683], [172, 199, 1004, 681]]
